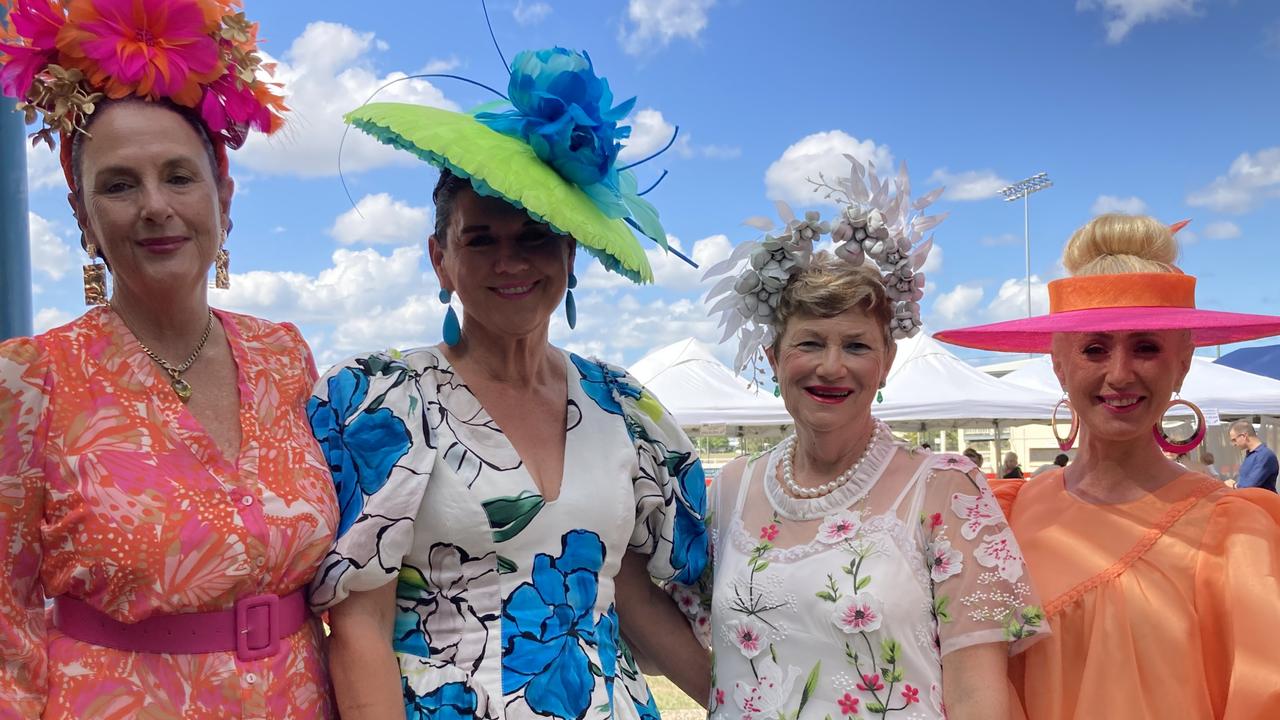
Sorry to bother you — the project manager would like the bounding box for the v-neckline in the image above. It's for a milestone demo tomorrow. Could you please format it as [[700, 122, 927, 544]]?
[[101, 306, 252, 480], [433, 345, 576, 504]]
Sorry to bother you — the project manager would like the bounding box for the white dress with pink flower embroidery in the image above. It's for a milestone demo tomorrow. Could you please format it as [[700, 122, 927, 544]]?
[[678, 421, 1045, 720]]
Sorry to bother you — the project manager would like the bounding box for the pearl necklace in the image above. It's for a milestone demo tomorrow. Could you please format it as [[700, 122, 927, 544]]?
[[780, 423, 883, 499]]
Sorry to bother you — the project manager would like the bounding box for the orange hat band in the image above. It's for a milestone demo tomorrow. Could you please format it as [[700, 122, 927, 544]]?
[[1048, 273, 1196, 314]]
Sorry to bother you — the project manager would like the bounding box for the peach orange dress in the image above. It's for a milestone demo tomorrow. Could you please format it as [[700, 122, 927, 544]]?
[[995, 469, 1280, 719]]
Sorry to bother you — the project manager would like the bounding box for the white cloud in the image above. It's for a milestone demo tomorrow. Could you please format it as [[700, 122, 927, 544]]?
[[1186, 147, 1280, 214], [211, 245, 442, 363], [619, 107, 740, 164], [580, 234, 730, 293], [1091, 194, 1148, 215], [765, 131, 893, 207], [235, 22, 458, 178], [920, 244, 943, 275], [28, 212, 75, 280], [33, 307, 73, 333], [27, 143, 64, 191], [1077, 0, 1201, 44], [330, 193, 432, 245], [558, 292, 725, 367], [985, 275, 1051, 322], [1202, 220, 1241, 240], [932, 284, 984, 324], [928, 168, 1008, 202], [514, 0, 552, 25], [620, 0, 716, 55]]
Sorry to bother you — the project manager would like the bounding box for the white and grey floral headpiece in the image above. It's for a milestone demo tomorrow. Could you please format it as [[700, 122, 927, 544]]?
[[704, 154, 946, 370]]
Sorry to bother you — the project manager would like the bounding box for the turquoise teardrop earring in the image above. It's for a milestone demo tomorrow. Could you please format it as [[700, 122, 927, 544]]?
[[565, 272, 578, 330], [440, 289, 461, 346]]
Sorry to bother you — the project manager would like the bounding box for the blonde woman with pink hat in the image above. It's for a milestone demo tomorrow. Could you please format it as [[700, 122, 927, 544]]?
[[937, 214, 1280, 719]]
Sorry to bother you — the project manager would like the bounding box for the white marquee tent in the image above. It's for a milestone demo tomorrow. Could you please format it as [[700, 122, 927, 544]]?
[[999, 355, 1280, 419], [629, 334, 1063, 432], [875, 332, 1061, 428], [628, 338, 791, 429]]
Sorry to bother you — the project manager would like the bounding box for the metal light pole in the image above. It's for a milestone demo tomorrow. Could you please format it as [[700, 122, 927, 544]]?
[[998, 173, 1053, 318]]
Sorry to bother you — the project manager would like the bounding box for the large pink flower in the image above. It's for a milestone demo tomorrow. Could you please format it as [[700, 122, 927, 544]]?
[[817, 511, 862, 544], [0, 0, 65, 98], [57, 0, 222, 106], [928, 539, 964, 583], [730, 616, 768, 659], [832, 593, 883, 634]]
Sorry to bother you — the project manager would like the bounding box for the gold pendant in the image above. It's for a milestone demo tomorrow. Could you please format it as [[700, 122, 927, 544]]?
[[171, 377, 193, 403]]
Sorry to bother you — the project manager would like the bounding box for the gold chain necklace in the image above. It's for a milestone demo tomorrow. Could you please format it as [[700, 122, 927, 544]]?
[[119, 308, 215, 403]]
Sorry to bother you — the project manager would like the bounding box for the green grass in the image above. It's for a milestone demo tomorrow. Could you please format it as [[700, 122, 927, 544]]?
[[647, 674, 705, 718]]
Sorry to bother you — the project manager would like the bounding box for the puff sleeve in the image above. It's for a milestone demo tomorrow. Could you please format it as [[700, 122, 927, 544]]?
[[308, 352, 431, 610], [0, 338, 50, 718], [1194, 490, 1280, 718], [590, 359, 709, 588], [921, 455, 1047, 657]]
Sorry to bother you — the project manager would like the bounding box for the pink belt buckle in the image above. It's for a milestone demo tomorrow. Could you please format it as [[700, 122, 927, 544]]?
[[235, 593, 280, 662]]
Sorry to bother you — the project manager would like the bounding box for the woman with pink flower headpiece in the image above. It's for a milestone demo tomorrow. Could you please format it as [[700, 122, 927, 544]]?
[[0, 1, 338, 717], [676, 158, 1048, 720]]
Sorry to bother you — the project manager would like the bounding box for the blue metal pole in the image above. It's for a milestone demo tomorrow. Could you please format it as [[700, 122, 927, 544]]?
[[0, 95, 33, 341]]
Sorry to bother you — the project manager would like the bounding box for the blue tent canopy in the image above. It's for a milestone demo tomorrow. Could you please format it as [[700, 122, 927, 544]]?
[[1216, 344, 1280, 381]]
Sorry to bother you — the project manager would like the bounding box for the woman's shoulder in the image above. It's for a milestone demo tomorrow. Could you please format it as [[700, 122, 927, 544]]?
[[217, 309, 308, 348], [1206, 483, 1280, 526]]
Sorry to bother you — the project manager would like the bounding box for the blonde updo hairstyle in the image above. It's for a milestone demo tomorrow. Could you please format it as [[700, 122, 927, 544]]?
[[1061, 213, 1180, 277], [1053, 212, 1194, 366], [770, 251, 894, 354]]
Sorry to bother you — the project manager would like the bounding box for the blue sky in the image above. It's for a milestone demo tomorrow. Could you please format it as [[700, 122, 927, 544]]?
[[19, 0, 1280, 369]]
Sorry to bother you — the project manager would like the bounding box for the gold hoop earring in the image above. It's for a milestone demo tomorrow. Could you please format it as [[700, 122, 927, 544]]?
[[1153, 396, 1206, 454], [1051, 397, 1079, 451], [82, 239, 107, 306]]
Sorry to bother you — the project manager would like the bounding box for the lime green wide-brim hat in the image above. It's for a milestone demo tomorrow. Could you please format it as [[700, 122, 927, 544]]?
[[345, 102, 654, 284]]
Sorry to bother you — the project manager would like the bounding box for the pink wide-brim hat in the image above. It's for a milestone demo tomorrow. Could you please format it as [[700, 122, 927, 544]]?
[[934, 272, 1280, 354]]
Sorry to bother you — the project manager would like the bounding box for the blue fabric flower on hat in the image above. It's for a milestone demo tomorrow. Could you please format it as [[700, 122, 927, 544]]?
[[477, 48, 634, 206], [307, 365, 411, 536], [501, 529, 611, 720]]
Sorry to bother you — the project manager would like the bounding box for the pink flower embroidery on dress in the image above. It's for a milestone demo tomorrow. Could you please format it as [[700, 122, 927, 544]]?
[[760, 523, 779, 541], [856, 673, 884, 692], [929, 512, 944, 529], [901, 684, 920, 703], [731, 617, 768, 658], [950, 488, 1002, 540], [937, 454, 977, 472], [817, 511, 862, 544], [838, 692, 860, 715], [928, 539, 964, 583], [832, 594, 883, 633], [975, 526, 1025, 583]]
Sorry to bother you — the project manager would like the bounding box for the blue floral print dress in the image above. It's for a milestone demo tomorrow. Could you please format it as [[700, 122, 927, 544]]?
[[308, 347, 708, 720]]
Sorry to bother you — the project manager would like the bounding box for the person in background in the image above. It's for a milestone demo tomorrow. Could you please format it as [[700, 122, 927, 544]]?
[[1229, 419, 1278, 492], [963, 447, 985, 472], [1198, 450, 1222, 481], [1031, 454, 1070, 477], [1001, 451, 1024, 479]]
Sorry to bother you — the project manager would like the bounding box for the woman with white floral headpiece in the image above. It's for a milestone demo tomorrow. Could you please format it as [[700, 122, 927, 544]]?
[[676, 157, 1047, 720]]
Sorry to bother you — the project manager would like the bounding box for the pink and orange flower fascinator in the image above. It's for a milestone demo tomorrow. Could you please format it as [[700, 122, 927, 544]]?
[[0, 0, 287, 190], [934, 221, 1280, 353]]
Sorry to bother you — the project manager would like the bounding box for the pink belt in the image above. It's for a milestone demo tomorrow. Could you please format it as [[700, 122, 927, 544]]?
[[52, 590, 310, 662]]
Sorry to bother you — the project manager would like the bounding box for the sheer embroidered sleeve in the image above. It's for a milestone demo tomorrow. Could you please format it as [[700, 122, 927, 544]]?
[[922, 454, 1047, 657]]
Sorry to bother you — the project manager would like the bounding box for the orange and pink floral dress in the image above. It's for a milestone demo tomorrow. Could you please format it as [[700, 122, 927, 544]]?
[[0, 307, 339, 720]]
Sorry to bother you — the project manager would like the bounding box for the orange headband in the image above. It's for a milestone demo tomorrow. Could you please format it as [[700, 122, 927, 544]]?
[[1048, 273, 1197, 313]]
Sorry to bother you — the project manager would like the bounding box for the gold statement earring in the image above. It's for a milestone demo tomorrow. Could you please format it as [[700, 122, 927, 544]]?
[[215, 247, 230, 289], [82, 238, 107, 306]]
